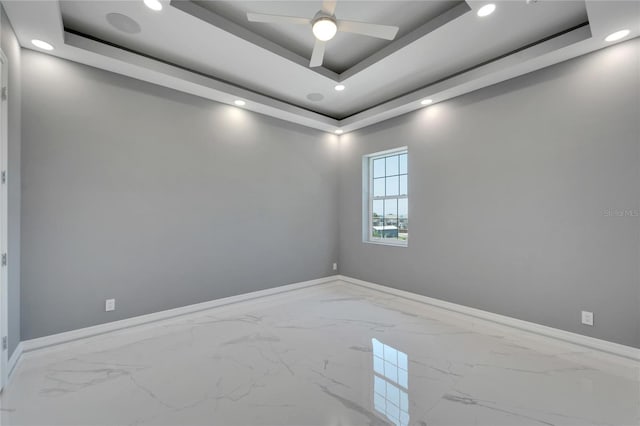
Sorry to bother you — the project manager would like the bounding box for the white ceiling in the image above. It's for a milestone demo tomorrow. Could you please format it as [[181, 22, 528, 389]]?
[[2, 0, 639, 133]]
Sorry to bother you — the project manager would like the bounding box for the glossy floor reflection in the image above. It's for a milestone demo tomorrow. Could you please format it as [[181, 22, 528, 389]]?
[[2, 280, 638, 425]]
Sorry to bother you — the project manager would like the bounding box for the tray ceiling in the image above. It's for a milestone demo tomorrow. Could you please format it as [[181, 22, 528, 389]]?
[[193, 0, 461, 73], [3, 0, 639, 133]]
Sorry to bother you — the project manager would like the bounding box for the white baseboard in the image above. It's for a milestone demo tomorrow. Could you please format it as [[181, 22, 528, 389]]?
[[21, 275, 339, 354], [7, 342, 23, 383], [338, 275, 640, 362], [12, 273, 639, 372]]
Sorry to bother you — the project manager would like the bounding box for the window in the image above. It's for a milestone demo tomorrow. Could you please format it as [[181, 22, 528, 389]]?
[[364, 148, 408, 246]]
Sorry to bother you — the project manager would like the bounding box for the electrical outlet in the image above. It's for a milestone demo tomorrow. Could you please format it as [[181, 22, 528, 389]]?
[[332, 262, 338, 271], [105, 299, 116, 312], [581, 310, 594, 326]]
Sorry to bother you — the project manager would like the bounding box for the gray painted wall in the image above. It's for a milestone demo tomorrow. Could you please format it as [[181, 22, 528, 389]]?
[[1, 6, 21, 357], [338, 38, 640, 348], [20, 50, 339, 340], [18, 37, 640, 348]]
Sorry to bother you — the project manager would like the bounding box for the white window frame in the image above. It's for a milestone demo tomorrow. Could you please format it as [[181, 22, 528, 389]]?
[[362, 147, 408, 247]]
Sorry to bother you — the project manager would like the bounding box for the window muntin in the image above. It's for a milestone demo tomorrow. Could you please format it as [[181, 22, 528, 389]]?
[[365, 148, 408, 246]]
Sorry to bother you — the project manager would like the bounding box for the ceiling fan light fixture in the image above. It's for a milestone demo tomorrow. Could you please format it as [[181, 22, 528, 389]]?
[[313, 17, 337, 41]]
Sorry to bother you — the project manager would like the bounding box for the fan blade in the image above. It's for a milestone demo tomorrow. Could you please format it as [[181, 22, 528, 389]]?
[[321, 0, 337, 15], [337, 20, 399, 40], [247, 13, 311, 25], [309, 40, 326, 67]]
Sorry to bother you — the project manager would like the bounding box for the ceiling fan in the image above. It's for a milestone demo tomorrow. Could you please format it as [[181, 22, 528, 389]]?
[[247, 0, 400, 68]]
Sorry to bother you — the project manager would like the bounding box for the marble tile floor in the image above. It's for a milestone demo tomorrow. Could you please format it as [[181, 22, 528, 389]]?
[[1, 280, 638, 426]]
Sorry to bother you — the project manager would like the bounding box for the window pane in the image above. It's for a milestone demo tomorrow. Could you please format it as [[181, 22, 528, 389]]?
[[386, 176, 399, 196], [372, 200, 384, 227], [386, 155, 399, 176], [399, 175, 407, 196], [384, 199, 399, 240], [384, 198, 397, 219], [398, 198, 408, 218], [398, 198, 408, 241], [399, 154, 407, 174], [373, 158, 385, 178], [373, 178, 385, 197], [384, 219, 398, 239]]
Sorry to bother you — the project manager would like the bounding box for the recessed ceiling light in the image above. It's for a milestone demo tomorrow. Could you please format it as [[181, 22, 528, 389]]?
[[477, 4, 496, 17], [144, 0, 163, 11], [234, 100, 246, 106], [312, 18, 338, 41], [334, 84, 345, 91], [605, 29, 630, 42], [31, 39, 54, 51], [420, 99, 433, 106], [335, 129, 344, 134]]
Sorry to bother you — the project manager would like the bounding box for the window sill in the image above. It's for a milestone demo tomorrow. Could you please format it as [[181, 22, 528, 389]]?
[[363, 239, 408, 248]]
